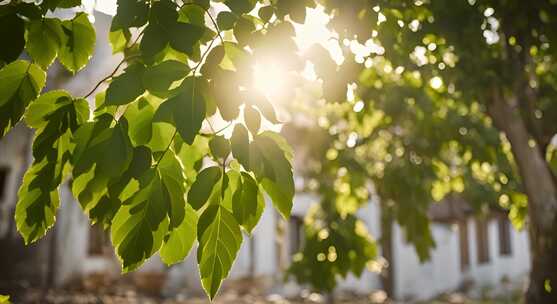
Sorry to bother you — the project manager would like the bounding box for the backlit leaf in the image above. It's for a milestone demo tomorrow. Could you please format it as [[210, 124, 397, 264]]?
[[58, 12, 96, 73], [197, 205, 242, 299], [0, 60, 46, 138], [161, 204, 198, 265], [26, 18, 65, 69], [111, 170, 169, 272]]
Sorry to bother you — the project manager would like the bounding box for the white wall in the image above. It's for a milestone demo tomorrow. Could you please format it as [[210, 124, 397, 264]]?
[[464, 218, 530, 295], [392, 217, 531, 301], [392, 222, 461, 300]]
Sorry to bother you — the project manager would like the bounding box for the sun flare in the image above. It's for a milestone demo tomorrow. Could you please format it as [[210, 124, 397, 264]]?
[[253, 62, 288, 100]]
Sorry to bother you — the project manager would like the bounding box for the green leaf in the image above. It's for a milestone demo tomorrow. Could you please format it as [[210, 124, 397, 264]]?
[[217, 11, 238, 31], [157, 151, 188, 229], [224, 0, 256, 14], [109, 29, 131, 54], [258, 5, 274, 23], [140, 23, 169, 60], [111, 0, 149, 30], [153, 77, 206, 145], [233, 17, 255, 46], [26, 18, 65, 69], [179, 4, 205, 26], [230, 124, 250, 170], [0, 13, 25, 63], [0, 60, 46, 138], [59, 12, 96, 73], [143, 60, 190, 93], [251, 133, 294, 218], [251, 92, 280, 124], [200, 45, 225, 77], [176, 135, 209, 180], [169, 22, 206, 55], [111, 170, 170, 272], [148, 122, 176, 152], [41, 0, 81, 11], [197, 205, 242, 299], [209, 135, 231, 160], [105, 63, 146, 105], [124, 97, 155, 146], [188, 166, 222, 210], [24, 90, 89, 129], [73, 118, 133, 179], [276, 0, 306, 24], [192, 0, 209, 9], [161, 204, 198, 265], [244, 105, 261, 134], [87, 146, 151, 228], [16, 92, 88, 244], [16, 160, 62, 245], [232, 172, 264, 233], [212, 70, 242, 121], [72, 117, 134, 213]]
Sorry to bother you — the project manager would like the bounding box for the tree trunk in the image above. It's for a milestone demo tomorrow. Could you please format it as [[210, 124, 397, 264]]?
[[380, 210, 394, 299], [488, 90, 557, 303]]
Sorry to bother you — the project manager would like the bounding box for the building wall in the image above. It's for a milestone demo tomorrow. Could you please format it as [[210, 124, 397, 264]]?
[[392, 222, 461, 300], [392, 217, 530, 301]]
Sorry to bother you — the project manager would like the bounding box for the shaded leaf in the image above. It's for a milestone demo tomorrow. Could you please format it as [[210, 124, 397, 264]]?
[[188, 166, 222, 210], [232, 172, 263, 233], [153, 77, 206, 145], [230, 124, 250, 170], [209, 135, 231, 160], [105, 63, 146, 105], [0, 13, 25, 63], [143, 60, 190, 93]]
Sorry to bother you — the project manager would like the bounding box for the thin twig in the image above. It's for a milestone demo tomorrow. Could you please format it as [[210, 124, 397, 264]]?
[[154, 34, 219, 168], [214, 121, 233, 134], [83, 57, 126, 99], [83, 30, 144, 99], [154, 129, 178, 169], [180, 1, 225, 45]]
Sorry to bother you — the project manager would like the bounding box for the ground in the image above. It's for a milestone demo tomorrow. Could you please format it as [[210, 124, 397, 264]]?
[[6, 273, 522, 304]]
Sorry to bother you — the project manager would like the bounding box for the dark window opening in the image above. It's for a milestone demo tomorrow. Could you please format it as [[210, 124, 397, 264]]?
[[459, 219, 470, 270], [498, 216, 512, 256], [289, 216, 304, 256], [0, 166, 10, 202], [476, 219, 490, 264]]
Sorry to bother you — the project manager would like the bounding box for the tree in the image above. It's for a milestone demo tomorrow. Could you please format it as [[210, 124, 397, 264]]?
[[287, 1, 557, 303], [0, 0, 306, 299]]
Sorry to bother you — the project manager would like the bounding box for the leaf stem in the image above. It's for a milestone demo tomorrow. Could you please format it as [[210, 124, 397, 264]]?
[[180, 2, 225, 45], [154, 129, 178, 169]]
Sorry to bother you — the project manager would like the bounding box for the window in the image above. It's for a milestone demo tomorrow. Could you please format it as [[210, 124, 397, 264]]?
[[0, 166, 9, 202], [289, 216, 304, 256], [458, 219, 470, 270], [476, 219, 490, 264], [498, 216, 512, 256]]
